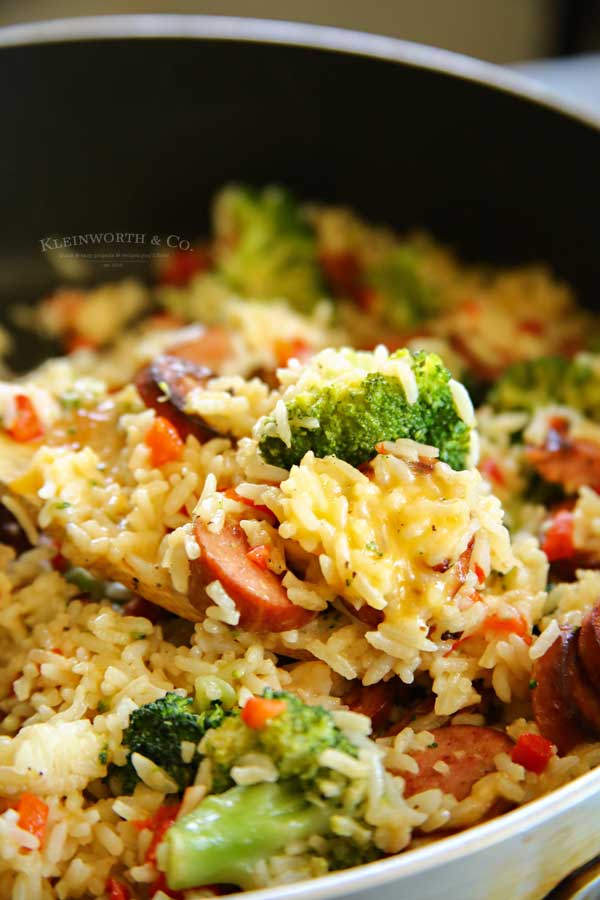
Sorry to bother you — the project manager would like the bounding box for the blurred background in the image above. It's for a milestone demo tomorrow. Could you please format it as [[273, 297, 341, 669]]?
[[0, 0, 599, 63], [0, 0, 599, 111]]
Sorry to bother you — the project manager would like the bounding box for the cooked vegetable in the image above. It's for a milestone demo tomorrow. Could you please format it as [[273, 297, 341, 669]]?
[[8, 395, 43, 442], [511, 733, 553, 774], [160, 690, 376, 890], [64, 565, 132, 604], [135, 803, 181, 864], [65, 566, 108, 601], [368, 246, 438, 330], [213, 185, 325, 312], [105, 878, 131, 900], [145, 416, 185, 467], [488, 355, 600, 418], [16, 793, 49, 847], [258, 349, 474, 470], [541, 509, 575, 562], [112, 693, 228, 794], [160, 246, 212, 286], [200, 689, 358, 789], [240, 695, 287, 730], [163, 782, 330, 890]]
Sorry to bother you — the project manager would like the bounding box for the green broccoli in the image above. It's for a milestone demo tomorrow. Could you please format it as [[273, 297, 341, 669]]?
[[488, 355, 600, 419], [159, 690, 379, 891], [163, 782, 331, 890], [368, 245, 438, 330], [112, 692, 228, 794], [258, 348, 473, 471], [213, 185, 325, 312], [200, 689, 358, 790]]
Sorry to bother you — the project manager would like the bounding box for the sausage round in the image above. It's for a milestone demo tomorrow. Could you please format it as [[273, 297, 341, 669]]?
[[344, 681, 398, 731], [526, 433, 600, 492], [190, 519, 316, 633], [531, 626, 589, 754], [135, 355, 215, 442], [579, 604, 600, 693], [401, 725, 513, 800]]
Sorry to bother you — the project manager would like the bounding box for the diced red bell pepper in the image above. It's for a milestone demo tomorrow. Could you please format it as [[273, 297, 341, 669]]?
[[479, 458, 505, 486], [8, 395, 43, 443], [224, 488, 275, 520], [106, 878, 131, 900], [319, 250, 363, 299], [542, 510, 575, 562], [149, 872, 184, 899], [134, 803, 181, 864], [246, 544, 271, 570], [511, 732, 553, 773], [484, 612, 531, 645], [160, 246, 212, 286]]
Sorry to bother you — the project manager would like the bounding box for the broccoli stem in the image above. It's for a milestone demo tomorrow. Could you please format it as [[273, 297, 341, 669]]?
[[163, 781, 330, 890]]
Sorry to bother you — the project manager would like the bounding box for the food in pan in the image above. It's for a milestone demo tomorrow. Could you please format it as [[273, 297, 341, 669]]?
[[1, 185, 600, 898]]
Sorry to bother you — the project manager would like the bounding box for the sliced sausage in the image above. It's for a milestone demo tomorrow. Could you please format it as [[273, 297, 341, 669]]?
[[344, 681, 397, 732], [564, 630, 600, 734], [531, 626, 588, 754], [341, 599, 384, 628], [579, 604, 600, 693], [135, 355, 216, 442], [549, 554, 600, 583], [388, 695, 436, 736], [168, 325, 235, 370], [526, 431, 600, 492], [401, 725, 513, 800], [190, 519, 316, 633]]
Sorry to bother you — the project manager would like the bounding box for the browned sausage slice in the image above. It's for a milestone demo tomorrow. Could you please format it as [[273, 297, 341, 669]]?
[[388, 696, 436, 736], [565, 630, 600, 734], [344, 681, 397, 731], [579, 604, 600, 693], [532, 626, 589, 754], [341, 599, 384, 627], [401, 725, 513, 800], [526, 432, 600, 492], [190, 519, 316, 632], [135, 355, 216, 442]]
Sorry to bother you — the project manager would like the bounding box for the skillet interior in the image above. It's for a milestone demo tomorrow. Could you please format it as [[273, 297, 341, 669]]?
[[1, 21, 600, 898], [0, 26, 599, 369]]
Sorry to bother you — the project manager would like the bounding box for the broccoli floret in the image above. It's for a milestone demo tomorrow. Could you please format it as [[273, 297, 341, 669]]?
[[160, 691, 379, 890], [258, 348, 473, 471], [213, 185, 325, 312], [163, 782, 331, 890], [368, 245, 438, 330], [488, 355, 600, 419], [113, 693, 227, 794], [200, 689, 358, 790]]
